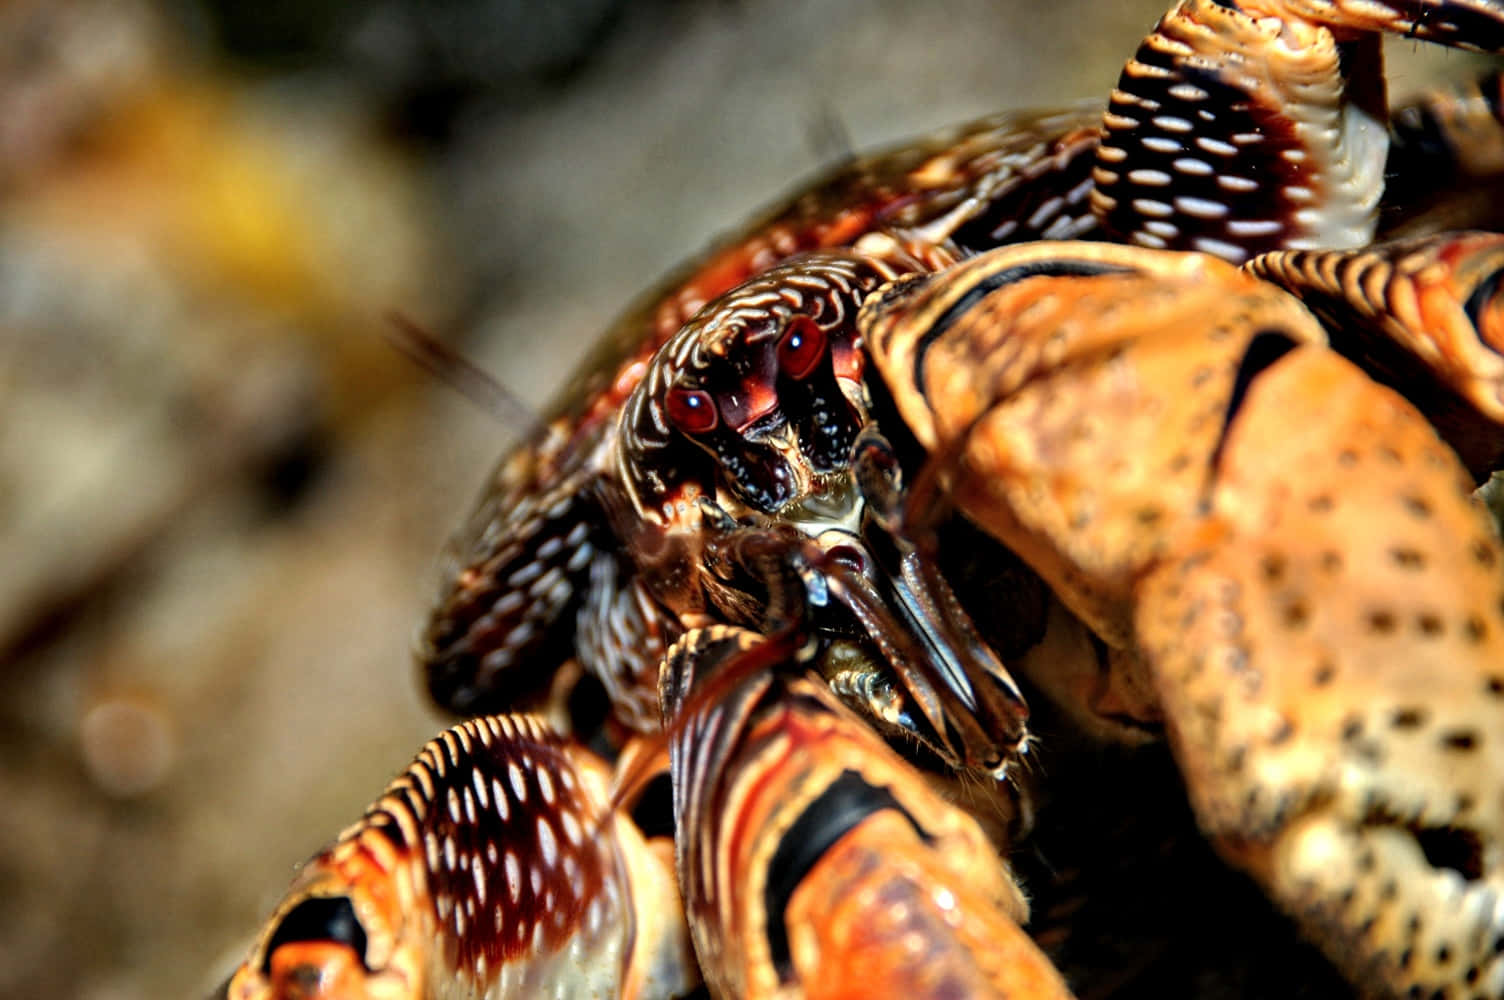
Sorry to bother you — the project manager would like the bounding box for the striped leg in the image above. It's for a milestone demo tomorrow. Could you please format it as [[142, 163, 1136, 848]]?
[[223, 714, 695, 1000], [1092, 0, 1504, 263], [1247, 231, 1504, 480], [660, 626, 1071, 1000]]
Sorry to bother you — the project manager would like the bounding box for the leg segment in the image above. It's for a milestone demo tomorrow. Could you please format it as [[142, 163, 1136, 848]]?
[[660, 626, 1069, 1000], [1248, 231, 1504, 480], [1093, 0, 1504, 262], [223, 715, 695, 1000]]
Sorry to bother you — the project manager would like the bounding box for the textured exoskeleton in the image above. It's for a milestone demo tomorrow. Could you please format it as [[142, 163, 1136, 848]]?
[[864, 234, 1504, 997], [221, 715, 694, 1000], [659, 624, 1068, 1000], [221, 1, 1504, 998]]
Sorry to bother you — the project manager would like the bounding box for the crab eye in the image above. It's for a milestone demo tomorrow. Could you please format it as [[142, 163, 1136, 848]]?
[[777, 318, 827, 380], [665, 386, 718, 434]]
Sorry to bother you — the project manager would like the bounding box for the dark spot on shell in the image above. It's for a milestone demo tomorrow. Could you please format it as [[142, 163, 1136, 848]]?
[[1225, 744, 1247, 773], [1260, 554, 1286, 583], [1320, 550, 1343, 573], [1417, 613, 1444, 637], [1402, 495, 1433, 519], [1438, 945, 1453, 965], [1357, 849, 1376, 873], [1380, 880, 1399, 902], [1283, 600, 1309, 628], [1399, 947, 1414, 969], [1458, 793, 1476, 814], [1313, 661, 1336, 686], [1137, 505, 1163, 525], [1391, 707, 1428, 730], [1486, 675, 1504, 697], [1390, 547, 1427, 570], [1441, 730, 1480, 752], [1463, 617, 1488, 643], [1269, 718, 1294, 746], [1341, 716, 1364, 742], [1473, 540, 1497, 568], [1379, 444, 1402, 463], [1417, 826, 1486, 880], [1338, 449, 1359, 466], [1308, 494, 1334, 514], [1367, 609, 1398, 634]]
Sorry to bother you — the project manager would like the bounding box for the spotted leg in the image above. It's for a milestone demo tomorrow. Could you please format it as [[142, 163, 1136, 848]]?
[[221, 714, 695, 1000], [1093, 0, 1504, 263]]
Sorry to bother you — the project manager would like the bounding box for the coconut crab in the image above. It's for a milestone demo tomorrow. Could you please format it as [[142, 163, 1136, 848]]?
[[221, 2, 1504, 999]]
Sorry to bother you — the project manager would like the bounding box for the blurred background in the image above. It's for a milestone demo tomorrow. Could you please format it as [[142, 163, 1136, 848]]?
[[0, 1, 1484, 996]]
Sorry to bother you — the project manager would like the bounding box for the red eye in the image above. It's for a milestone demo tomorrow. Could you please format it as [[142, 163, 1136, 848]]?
[[777, 317, 826, 380], [665, 387, 718, 434]]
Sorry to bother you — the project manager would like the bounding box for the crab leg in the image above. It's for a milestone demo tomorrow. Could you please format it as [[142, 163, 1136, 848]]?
[[1248, 230, 1504, 480], [865, 238, 1504, 997], [221, 714, 695, 1000], [1093, 0, 1504, 263], [659, 625, 1069, 1000]]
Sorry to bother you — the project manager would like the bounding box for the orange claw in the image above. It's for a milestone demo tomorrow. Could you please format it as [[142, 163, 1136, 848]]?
[[865, 238, 1504, 997]]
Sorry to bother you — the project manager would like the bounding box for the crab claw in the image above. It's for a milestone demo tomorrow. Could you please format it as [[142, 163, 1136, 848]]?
[[1136, 340, 1504, 998], [1249, 230, 1504, 480], [864, 238, 1504, 997]]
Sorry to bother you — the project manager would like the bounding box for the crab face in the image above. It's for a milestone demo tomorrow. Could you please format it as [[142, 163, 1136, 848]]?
[[610, 252, 1031, 779]]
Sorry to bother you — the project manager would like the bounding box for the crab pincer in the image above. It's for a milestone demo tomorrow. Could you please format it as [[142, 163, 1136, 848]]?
[[865, 237, 1504, 998]]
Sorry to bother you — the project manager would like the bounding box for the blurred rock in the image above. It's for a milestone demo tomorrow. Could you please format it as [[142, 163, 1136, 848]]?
[[79, 695, 176, 798]]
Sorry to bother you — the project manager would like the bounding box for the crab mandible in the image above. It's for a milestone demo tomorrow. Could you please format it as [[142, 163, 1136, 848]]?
[[220, 1, 1504, 999]]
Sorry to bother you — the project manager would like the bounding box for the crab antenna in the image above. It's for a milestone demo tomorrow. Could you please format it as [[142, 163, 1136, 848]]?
[[384, 310, 545, 440]]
